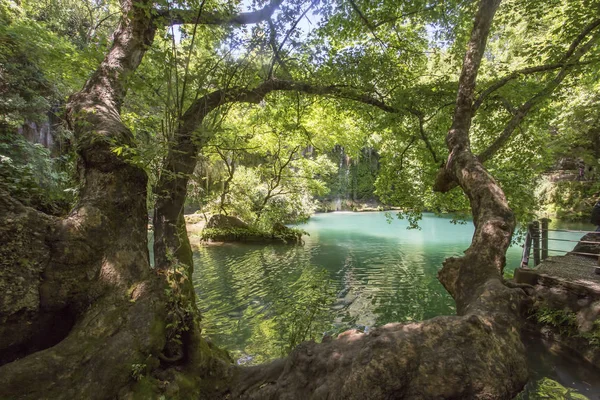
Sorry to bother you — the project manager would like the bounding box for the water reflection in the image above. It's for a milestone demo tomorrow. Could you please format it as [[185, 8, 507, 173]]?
[[192, 211, 596, 377], [194, 214, 461, 362]]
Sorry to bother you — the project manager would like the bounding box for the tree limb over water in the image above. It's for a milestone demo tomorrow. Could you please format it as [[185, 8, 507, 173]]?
[[0, 0, 591, 398]]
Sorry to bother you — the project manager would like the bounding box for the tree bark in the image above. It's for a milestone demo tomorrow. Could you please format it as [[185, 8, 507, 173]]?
[[0, 0, 545, 398], [0, 1, 175, 398]]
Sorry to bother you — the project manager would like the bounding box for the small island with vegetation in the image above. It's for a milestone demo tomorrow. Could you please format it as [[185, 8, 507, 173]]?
[[1, 0, 600, 399], [198, 215, 305, 244]]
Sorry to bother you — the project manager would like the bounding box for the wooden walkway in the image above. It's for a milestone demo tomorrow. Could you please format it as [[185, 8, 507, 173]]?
[[516, 254, 600, 293], [517, 220, 600, 289]]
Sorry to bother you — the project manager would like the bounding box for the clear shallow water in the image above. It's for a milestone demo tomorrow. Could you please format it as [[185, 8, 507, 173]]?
[[193, 212, 600, 396]]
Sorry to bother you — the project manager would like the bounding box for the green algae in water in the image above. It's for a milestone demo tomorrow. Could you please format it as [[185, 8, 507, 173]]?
[[516, 378, 590, 400]]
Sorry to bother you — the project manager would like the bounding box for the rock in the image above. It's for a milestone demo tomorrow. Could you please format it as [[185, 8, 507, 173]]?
[[184, 213, 204, 225], [271, 222, 304, 242], [205, 214, 248, 229], [570, 232, 600, 258], [271, 222, 289, 234]]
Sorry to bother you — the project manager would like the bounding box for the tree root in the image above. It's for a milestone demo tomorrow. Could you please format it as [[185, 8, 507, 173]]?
[[0, 279, 167, 400], [231, 279, 529, 399], [504, 280, 536, 295], [159, 351, 184, 364]]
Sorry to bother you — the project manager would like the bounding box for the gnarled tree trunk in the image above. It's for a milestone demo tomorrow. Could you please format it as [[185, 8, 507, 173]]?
[[1, 0, 534, 398], [0, 2, 289, 398], [0, 2, 170, 398]]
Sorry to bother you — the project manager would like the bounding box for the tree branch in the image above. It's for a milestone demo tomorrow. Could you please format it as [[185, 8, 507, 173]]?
[[267, 20, 289, 79], [267, 0, 317, 78], [405, 107, 439, 163], [158, 0, 285, 26], [473, 61, 597, 111], [347, 0, 388, 49], [399, 136, 417, 170], [477, 29, 600, 163], [473, 18, 600, 111], [180, 79, 401, 137]]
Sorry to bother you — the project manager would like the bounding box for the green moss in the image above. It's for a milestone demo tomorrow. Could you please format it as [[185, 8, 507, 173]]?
[[128, 376, 160, 400], [200, 226, 305, 244], [516, 377, 590, 399], [150, 318, 166, 343]]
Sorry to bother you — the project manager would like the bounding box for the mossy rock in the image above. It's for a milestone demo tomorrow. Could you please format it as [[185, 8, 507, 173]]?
[[205, 214, 249, 229], [200, 224, 306, 244]]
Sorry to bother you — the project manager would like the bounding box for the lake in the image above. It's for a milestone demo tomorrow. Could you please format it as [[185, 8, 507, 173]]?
[[192, 211, 600, 398]]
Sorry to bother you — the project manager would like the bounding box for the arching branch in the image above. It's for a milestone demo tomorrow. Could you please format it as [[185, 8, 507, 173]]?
[[473, 18, 600, 111], [158, 0, 285, 26]]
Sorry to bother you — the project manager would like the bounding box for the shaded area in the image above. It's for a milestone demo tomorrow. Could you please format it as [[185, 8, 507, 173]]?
[[517, 334, 600, 399]]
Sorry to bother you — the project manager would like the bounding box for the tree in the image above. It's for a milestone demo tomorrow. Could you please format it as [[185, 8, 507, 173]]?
[[1, 0, 599, 398], [0, 1, 287, 397]]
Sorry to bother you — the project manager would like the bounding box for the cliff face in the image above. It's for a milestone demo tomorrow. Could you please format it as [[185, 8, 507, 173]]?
[[17, 111, 66, 157], [19, 120, 53, 151], [321, 147, 380, 211]]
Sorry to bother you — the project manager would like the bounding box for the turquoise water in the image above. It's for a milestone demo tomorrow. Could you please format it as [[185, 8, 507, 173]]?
[[192, 212, 599, 395]]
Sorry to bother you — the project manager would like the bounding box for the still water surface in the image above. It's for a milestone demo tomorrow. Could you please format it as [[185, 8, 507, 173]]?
[[193, 212, 600, 397]]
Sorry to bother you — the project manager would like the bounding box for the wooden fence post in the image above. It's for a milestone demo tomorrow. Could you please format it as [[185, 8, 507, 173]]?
[[541, 218, 550, 261], [532, 220, 541, 266], [521, 223, 533, 268]]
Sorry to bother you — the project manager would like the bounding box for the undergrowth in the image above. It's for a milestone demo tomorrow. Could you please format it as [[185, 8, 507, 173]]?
[[531, 304, 600, 348], [200, 226, 306, 244]]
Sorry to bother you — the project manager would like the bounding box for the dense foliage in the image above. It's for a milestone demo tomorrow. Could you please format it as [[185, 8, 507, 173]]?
[[3, 0, 600, 225], [2, 0, 600, 398]]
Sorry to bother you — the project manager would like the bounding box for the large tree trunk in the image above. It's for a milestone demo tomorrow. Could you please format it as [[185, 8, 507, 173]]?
[[0, 2, 171, 398], [1, 0, 533, 398]]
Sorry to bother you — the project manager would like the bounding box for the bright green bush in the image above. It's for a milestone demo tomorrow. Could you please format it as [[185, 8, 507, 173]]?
[[200, 226, 306, 244], [0, 131, 76, 215]]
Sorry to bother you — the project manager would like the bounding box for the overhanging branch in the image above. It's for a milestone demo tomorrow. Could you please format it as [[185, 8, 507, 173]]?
[[477, 28, 600, 163], [180, 79, 401, 137], [473, 18, 600, 111], [473, 60, 598, 112], [158, 0, 284, 26]]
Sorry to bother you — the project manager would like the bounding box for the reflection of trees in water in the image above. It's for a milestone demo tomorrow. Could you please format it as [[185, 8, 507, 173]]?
[[193, 245, 336, 365], [193, 230, 458, 365], [370, 247, 456, 323], [328, 236, 455, 328], [244, 266, 336, 364]]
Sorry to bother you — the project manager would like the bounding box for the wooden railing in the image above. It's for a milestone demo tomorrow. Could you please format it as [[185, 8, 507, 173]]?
[[520, 218, 600, 268]]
